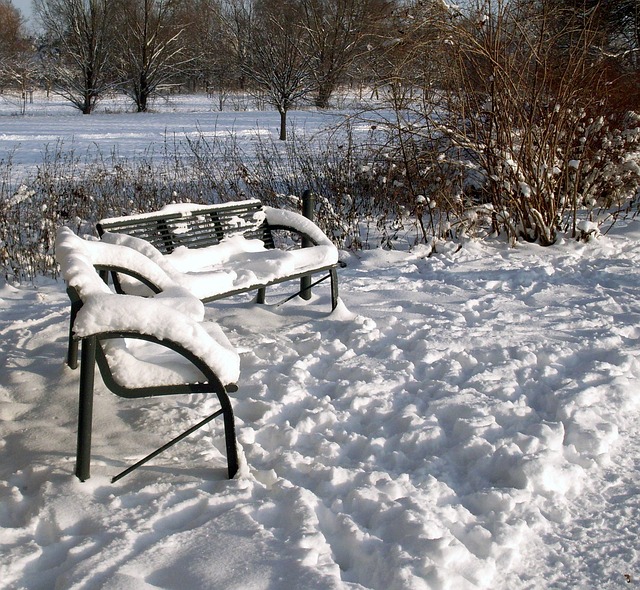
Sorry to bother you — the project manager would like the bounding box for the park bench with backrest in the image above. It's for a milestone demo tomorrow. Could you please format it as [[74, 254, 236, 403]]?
[[96, 198, 341, 310]]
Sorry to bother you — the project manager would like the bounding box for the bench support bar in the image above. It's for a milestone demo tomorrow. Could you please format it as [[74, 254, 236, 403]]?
[[275, 272, 338, 309], [111, 408, 224, 483]]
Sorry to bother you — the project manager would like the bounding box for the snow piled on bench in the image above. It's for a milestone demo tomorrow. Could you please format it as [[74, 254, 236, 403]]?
[[55, 226, 240, 387], [75, 294, 240, 388], [2, 221, 640, 589], [102, 221, 339, 299]]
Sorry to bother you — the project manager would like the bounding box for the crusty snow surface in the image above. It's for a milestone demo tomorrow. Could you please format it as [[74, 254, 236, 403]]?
[[1, 94, 639, 589]]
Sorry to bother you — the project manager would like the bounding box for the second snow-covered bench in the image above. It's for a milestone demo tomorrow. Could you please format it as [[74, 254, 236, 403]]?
[[97, 199, 341, 310]]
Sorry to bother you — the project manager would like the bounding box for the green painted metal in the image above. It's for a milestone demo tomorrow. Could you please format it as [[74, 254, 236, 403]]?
[[66, 288, 239, 483]]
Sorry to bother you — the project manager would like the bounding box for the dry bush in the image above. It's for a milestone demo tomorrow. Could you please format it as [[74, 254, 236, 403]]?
[[444, 0, 640, 245], [354, 0, 640, 246], [1, 125, 428, 282]]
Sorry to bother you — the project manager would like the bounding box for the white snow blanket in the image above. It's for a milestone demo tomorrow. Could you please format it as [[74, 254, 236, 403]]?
[[2, 221, 640, 589]]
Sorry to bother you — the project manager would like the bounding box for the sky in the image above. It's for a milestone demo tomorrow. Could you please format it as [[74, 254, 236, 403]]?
[[12, 0, 34, 26]]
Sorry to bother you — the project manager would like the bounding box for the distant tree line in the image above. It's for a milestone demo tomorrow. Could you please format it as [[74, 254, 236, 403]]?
[[1, 1, 639, 129], [0, 0, 391, 135]]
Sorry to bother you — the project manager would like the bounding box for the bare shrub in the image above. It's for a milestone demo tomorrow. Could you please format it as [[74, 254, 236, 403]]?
[[354, 0, 640, 246], [0, 141, 198, 283], [2, 117, 440, 283], [444, 1, 640, 244]]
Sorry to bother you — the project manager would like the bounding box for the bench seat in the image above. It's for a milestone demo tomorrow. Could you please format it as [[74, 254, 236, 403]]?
[[101, 231, 336, 299]]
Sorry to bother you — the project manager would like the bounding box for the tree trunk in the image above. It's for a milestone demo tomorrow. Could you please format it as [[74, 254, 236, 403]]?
[[82, 90, 92, 114], [279, 108, 287, 141], [315, 82, 333, 109], [137, 73, 149, 112]]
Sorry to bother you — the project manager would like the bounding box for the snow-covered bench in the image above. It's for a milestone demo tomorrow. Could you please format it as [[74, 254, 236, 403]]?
[[55, 226, 240, 483], [96, 199, 341, 310]]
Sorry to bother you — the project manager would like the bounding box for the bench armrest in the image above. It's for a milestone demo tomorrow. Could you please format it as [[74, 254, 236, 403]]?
[[73, 293, 240, 386], [263, 206, 335, 248], [56, 226, 178, 297]]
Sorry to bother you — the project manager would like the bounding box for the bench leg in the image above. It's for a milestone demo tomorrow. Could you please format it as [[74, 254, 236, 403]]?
[[300, 274, 312, 301], [76, 336, 96, 482], [219, 389, 239, 479], [67, 299, 82, 369], [330, 268, 339, 311]]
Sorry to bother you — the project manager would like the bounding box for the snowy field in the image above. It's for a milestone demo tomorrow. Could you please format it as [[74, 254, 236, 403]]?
[[0, 92, 345, 179], [1, 94, 639, 589]]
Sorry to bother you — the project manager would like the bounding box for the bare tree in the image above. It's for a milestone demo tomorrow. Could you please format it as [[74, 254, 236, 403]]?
[[299, 0, 393, 108], [177, 0, 246, 105], [34, 0, 116, 114], [549, 0, 640, 109], [0, 0, 34, 111], [363, 1, 447, 107], [219, 0, 254, 92], [113, 0, 191, 112], [243, 0, 314, 140], [0, 0, 29, 59], [177, 0, 227, 94]]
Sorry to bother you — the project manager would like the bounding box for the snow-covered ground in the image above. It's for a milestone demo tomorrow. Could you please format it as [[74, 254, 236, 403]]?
[[1, 94, 639, 589], [0, 92, 344, 178]]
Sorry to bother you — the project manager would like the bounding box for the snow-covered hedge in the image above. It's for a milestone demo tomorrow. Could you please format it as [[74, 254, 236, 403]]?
[[2, 113, 640, 283]]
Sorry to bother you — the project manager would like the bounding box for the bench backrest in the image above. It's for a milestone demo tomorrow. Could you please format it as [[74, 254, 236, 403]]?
[[97, 200, 275, 254]]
